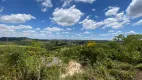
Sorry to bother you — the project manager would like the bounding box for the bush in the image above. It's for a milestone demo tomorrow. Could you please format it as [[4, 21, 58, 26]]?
[[136, 64, 142, 70], [108, 69, 135, 80]]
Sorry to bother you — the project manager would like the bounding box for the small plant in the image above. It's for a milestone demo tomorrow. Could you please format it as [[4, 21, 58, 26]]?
[[136, 64, 142, 70]]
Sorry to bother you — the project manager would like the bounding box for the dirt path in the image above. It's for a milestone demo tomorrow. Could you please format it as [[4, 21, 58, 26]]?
[[61, 61, 83, 78], [135, 71, 142, 80]]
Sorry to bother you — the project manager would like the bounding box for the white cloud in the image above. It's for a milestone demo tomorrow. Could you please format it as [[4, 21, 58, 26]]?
[[44, 27, 64, 32], [92, 8, 96, 11], [0, 24, 32, 32], [23, 30, 36, 33], [51, 5, 83, 26], [103, 12, 130, 29], [41, 8, 47, 12], [126, 30, 137, 34], [133, 19, 142, 26], [102, 30, 138, 37], [0, 14, 36, 23], [62, 0, 95, 7], [62, 32, 69, 34], [35, 28, 40, 30], [62, 0, 72, 7], [105, 6, 120, 16], [74, 0, 95, 4], [0, 7, 4, 12], [100, 31, 122, 37], [13, 25, 33, 30], [81, 28, 84, 30], [95, 15, 98, 18], [115, 12, 125, 20], [0, 24, 66, 39], [80, 16, 103, 29], [41, 20, 44, 22], [99, 33, 111, 36], [126, 0, 142, 18], [104, 18, 122, 29], [66, 28, 72, 31], [42, 0, 52, 7], [112, 31, 122, 35], [37, 0, 53, 12], [81, 8, 129, 30], [83, 31, 90, 34]]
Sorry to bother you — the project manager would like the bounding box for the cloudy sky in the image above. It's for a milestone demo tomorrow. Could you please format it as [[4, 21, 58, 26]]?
[[0, 0, 142, 40]]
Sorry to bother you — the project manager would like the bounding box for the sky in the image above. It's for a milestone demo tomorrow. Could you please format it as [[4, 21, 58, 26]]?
[[0, 0, 142, 40]]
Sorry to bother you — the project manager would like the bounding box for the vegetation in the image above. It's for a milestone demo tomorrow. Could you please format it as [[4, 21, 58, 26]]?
[[0, 34, 142, 80]]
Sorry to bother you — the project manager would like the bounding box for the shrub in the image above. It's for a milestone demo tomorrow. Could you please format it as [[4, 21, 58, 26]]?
[[109, 69, 135, 80], [136, 64, 142, 70]]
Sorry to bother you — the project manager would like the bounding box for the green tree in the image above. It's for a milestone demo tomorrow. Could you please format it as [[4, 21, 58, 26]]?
[[114, 34, 125, 41]]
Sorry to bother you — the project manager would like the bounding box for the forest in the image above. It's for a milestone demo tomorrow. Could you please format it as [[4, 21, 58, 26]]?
[[0, 34, 142, 80]]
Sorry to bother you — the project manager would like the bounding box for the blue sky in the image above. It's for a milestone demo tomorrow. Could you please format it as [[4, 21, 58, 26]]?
[[0, 0, 142, 40]]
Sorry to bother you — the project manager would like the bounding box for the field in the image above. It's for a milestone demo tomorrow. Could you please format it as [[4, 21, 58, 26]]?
[[0, 34, 142, 80]]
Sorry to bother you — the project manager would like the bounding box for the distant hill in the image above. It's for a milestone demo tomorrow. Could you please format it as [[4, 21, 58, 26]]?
[[0, 37, 31, 41], [0, 37, 110, 43]]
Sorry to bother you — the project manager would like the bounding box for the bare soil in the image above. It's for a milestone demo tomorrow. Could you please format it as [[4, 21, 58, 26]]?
[[135, 71, 142, 80], [61, 61, 83, 78]]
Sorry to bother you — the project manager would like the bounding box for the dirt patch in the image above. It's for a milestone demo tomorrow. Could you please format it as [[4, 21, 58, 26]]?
[[135, 71, 142, 80], [61, 61, 83, 78]]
